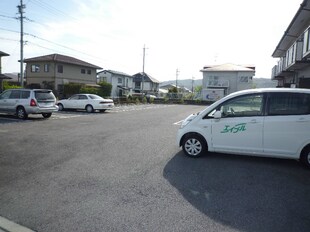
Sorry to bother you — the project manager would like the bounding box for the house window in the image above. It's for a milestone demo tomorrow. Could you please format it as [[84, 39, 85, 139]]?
[[240, 76, 250, 83], [81, 69, 86, 74], [87, 69, 91, 75], [31, 64, 40, 73], [44, 64, 50, 72], [135, 82, 141, 89], [208, 76, 219, 87], [57, 65, 63, 73], [303, 28, 310, 55], [118, 78, 122, 84]]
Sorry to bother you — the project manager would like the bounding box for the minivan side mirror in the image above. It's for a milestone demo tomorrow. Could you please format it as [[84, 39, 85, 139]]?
[[213, 110, 222, 119]]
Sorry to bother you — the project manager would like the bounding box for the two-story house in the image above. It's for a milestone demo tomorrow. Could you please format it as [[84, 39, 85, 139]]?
[[24, 54, 102, 93], [132, 72, 160, 95], [201, 63, 255, 97], [271, 0, 310, 88], [97, 70, 133, 98]]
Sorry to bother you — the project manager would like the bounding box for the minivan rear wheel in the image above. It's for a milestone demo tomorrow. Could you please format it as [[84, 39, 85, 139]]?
[[182, 134, 206, 157], [300, 146, 310, 168], [16, 107, 28, 120], [42, 113, 52, 118]]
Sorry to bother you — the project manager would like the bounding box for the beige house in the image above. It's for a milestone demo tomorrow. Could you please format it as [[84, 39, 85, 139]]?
[[201, 63, 255, 96], [24, 54, 102, 93]]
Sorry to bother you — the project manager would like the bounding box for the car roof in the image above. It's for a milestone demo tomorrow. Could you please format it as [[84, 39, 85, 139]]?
[[200, 88, 310, 115], [3, 89, 52, 91], [227, 88, 310, 98]]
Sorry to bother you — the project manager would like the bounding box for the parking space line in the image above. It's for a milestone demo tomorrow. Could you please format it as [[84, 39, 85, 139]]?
[[0, 216, 35, 232]]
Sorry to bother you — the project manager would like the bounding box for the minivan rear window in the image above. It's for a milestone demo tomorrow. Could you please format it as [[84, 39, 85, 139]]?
[[268, 93, 310, 115], [34, 91, 55, 100], [21, 91, 30, 99]]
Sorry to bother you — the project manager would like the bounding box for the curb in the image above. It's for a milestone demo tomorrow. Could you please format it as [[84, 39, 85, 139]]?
[[0, 216, 35, 232]]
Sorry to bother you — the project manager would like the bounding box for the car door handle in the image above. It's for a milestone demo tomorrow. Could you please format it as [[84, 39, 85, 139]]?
[[297, 117, 308, 122], [249, 119, 257, 123]]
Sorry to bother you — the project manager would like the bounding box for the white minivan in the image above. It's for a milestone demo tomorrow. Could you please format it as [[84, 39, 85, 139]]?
[[177, 88, 310, 168]]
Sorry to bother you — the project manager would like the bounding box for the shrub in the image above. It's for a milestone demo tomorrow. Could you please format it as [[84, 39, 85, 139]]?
[[80, 87, 98, 95], [98, 81, 112, 97], [3, 81, 21, 90], [64, 83, 82, 96]]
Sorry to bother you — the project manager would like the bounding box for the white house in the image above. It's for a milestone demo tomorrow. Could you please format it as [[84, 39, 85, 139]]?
[[132, 72, 160, 95], [271, 0, 310, 88], [200, 63, 255, 97], [97, 70, 133, 98]]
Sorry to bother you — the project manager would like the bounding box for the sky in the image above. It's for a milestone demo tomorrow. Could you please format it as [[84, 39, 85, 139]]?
[[0, 0, 303, 82]]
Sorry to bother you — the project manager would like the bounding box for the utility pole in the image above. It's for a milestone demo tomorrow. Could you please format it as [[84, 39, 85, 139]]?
[[176, 68, 179, 93], [192, 76, 195, 93], [192, 76, 195, 100], [142, 44, 148, 93], [18, 0, 25, 87]]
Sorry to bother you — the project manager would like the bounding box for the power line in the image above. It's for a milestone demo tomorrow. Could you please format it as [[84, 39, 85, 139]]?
[[0, 14, 16, 20], [0, 37, 19, 42], [29, 0, 78, 21], [0, 26, 102, 61]]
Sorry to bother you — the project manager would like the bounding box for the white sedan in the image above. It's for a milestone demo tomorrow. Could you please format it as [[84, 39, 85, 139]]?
[[57, 94, 114, 113]]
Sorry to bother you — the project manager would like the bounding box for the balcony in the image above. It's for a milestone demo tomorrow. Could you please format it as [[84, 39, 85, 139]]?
[[206, 80, 229, 88]]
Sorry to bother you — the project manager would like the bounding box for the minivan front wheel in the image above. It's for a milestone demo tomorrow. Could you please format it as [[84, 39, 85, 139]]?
[[16, 107, 28, 120], [182, 134, 206, 157], [86, 105, 94, 113], [300, 146, 310, 168], [58, 103, 64, 111]]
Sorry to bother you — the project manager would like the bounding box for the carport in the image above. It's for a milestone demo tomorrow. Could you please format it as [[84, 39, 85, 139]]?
[[0, 74, 12, 93], [0, 51, 10, 93]]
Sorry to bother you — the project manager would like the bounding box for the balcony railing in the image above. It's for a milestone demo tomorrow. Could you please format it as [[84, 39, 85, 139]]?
[[206, 80, 229, 88]]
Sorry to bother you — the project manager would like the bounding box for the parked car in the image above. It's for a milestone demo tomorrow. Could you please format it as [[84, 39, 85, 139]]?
[[177, 88, 310, 168], [0, 89, 58, 119], [57, 94, 114, 113]]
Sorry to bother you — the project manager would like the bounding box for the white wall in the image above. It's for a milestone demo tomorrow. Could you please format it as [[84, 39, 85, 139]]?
[[202, 70, 254, 95]]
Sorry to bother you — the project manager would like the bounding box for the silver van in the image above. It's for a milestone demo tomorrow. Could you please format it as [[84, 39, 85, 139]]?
[[0, 89, 58, 119]]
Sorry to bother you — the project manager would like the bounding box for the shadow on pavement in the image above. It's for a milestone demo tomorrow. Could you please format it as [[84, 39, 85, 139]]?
[[163, 151, 310, 232]]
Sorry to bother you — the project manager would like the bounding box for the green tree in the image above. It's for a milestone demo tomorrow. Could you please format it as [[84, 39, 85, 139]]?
[[98, 81, 112, 97], [168, 86, 178, 93], [194, 85, 202, 93]]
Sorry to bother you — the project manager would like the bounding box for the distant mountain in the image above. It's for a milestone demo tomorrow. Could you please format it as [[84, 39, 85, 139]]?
[[160, 78, 277, 90]]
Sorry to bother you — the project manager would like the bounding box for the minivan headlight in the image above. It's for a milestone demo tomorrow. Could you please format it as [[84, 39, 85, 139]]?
[[180, 114, 196, 129], [180, 119, 191, 129]]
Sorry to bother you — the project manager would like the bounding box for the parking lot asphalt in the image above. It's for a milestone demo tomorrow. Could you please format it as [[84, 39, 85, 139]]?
[[0, 104, 310, 232]]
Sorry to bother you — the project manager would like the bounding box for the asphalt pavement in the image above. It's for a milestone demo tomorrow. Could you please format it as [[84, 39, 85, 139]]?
[[0, 104, 310, 232]]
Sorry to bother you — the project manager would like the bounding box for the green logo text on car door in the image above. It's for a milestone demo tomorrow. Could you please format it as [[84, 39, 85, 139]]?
[[221, 123, 247, 133]]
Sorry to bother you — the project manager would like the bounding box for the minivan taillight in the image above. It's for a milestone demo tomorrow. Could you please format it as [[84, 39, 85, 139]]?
[[30, 99, 37, 106]]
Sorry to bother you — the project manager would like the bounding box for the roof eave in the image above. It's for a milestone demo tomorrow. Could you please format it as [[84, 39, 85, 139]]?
[[272, 0, 310, 57]]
